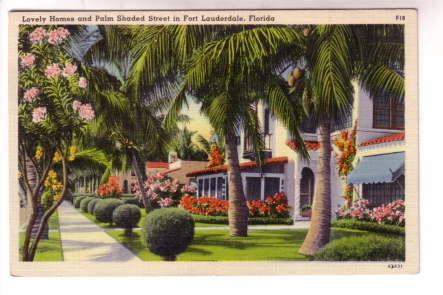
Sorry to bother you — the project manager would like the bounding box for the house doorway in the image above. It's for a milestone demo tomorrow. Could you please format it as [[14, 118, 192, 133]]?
[[300, 167, 315, 217]]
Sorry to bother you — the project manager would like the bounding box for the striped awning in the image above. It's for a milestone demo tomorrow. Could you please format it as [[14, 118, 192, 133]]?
[[347, 152, 405, 185]]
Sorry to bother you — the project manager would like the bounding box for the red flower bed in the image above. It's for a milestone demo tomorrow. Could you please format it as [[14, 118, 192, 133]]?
[[180, 192, 290, 218], [96, 176, 122, 198]]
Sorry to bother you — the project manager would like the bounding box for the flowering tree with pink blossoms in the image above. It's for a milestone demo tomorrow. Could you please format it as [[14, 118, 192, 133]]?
[[133, 173, 196, 209], [18, 25, 95, 261]]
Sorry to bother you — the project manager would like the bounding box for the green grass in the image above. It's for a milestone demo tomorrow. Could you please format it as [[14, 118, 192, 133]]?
[[107, 228, 369, 261], [82, 209, 225, 229], [19, 211, 64, 261], [47, 209, 60, 230], [194, 222, 225, 227]]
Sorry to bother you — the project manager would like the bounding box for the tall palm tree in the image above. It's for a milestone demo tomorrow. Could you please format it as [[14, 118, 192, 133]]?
[[130, 25, 308, 236], [67, 26, 172, 211], [288, 25, 405, 255]]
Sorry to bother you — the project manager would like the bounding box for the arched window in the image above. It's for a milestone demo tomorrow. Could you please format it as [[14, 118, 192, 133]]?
[[300, 167, 315, 209]]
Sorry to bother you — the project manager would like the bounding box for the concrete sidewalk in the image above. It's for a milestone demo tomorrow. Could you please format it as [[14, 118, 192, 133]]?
[[58, 201, 140, 262]]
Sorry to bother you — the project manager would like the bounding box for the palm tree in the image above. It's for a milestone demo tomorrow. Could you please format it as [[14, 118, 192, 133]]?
[[67, 26, 172, 211], [168, 126, 207, 161], [288, 25, 405, 255], [130, 26, 308, 236]]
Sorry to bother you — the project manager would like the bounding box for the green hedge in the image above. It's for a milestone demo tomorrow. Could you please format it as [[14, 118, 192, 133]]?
[[73, 196, 88, 208], [88, 198, 102, 214], [121, 197, 144, 208], [121, 193, 135, 198], [313, 235, 405, 261], [191, 214, 294, 225], [94, 198, 124, 224], [80, 196, 95, 212], [332, 219, 405, 236]]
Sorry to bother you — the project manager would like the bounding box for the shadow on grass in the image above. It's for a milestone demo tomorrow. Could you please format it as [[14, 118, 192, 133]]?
[[105, 227, 373, 262]]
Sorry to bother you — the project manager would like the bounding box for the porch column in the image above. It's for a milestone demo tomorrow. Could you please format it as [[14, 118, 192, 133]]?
[[260, 176, 265, 200]]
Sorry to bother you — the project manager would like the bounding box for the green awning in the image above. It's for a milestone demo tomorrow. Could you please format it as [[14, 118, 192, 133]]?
[[347, 152, 405, 185]]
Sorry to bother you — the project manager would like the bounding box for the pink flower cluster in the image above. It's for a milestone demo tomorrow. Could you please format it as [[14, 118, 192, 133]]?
[[158, 197, 174, 208], [20, 53, 35, 68], [32, 107, 47, 123], [371, 200, 405, 226], [45, 63, 62, 78], [62, 63, 77, 77], [29, 27, 47, 44], [133, 173, 189, 208], [45, 63, 79, 79], [48, 27, 70, 45], [181, 184, 196, 194], [29, 27, 70, 45], [78, 77, 88, 89], [23, 87, 40, 102], [72, 100, 95, 121], [336, 199, 405, 226]]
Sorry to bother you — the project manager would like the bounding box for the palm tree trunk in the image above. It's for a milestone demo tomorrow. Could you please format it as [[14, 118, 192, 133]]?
[[225, 129, 248, 237], [129, 148, 152, 212], [299, 119, 331, 256]]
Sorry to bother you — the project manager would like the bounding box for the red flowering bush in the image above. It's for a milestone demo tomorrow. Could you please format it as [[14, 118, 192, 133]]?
[[180, 192, 289, 218], [336, 199, 405, 226], [208, 144, 224, 167], [180, 195, 229, 216], [96, 176, 122, 198]]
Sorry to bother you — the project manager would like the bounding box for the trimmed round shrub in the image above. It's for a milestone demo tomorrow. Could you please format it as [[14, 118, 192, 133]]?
[[80, 196, 95, 212], [74, 196, 87, 209], [313, 235, 405, 261], [93, 198, 124, 224], [112, 204, 141, 236], [88, 198, 101, 214], [145, 208, 194, 261]]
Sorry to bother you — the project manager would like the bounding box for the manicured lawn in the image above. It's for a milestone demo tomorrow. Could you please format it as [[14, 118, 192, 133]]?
[[19, 211, 64, 261], [194, 222, 225, 227], [107, 228, 369, 261], [81, 209, 225, 229]]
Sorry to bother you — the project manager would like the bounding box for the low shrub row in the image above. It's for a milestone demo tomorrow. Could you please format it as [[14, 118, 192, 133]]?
[[87, 198, 101, 214], [74, 195, 195, 261], [332, 219, 405, 236], [313, 234, 405, 261], [73, 195, 88, 208], [80, 196, 95, 212], [191, 214, 294, 225], [94, 198, 124, 224], [73, 196, 141, 236], [121, 196, 144, 208]]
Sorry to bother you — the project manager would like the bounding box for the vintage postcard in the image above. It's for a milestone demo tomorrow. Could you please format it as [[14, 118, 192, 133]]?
[[9, 9, 419, 275]]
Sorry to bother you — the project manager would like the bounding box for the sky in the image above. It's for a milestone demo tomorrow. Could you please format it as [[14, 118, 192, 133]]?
[[179, 96, 212, 140]]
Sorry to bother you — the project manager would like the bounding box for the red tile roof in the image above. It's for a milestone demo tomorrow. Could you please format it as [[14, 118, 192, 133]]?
[[145, 161, 169, 169], [359, 133, 405, 147], [160, 167, 180, 175], [286, 140, 320, 151], [186, 157, 289, 177]]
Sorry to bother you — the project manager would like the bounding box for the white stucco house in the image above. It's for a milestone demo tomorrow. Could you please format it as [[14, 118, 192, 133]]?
[[186, 82, 405, 223]]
